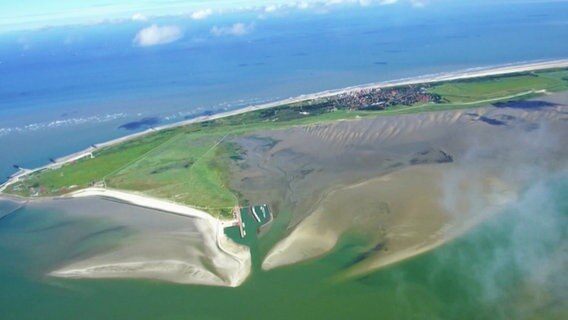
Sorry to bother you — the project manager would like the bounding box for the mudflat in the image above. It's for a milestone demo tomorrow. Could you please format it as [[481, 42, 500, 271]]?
[[229, 93, 568, 274]]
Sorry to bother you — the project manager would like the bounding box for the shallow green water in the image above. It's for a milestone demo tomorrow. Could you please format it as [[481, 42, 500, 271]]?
[[0, 177, 566, 320]]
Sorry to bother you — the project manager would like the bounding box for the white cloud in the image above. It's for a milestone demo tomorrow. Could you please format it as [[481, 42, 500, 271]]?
[[133, 25, 183, 47], [191, 9, 213, 20], [131, 13, 148, 22], [210, 22, 255, 36], [264, 4, 280, 13], [246, 0, 413, 17], [319, 0, 400, 7]]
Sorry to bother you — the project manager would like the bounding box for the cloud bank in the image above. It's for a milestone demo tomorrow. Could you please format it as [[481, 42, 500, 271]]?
[[133, 25, 183, 47]]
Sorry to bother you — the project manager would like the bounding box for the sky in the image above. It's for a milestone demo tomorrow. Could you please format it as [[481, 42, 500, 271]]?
[[0, 0, 548, 33]]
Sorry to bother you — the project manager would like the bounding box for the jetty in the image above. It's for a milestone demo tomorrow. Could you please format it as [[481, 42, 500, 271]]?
[[226, 205, 273, 240], [233, 206, 246, 238]]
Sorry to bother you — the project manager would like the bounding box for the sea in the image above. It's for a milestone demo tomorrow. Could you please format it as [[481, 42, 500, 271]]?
[[0, 1, 567, 319]]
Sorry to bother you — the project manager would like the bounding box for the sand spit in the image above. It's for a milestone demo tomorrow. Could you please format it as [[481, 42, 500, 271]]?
[[340, 165, 518, 279], [49, 188, 251, 287], [261, 164, 517, 271], [51, 260, 231, 286]]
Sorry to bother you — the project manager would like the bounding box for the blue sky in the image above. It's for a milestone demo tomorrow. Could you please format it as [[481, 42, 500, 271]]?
[[2, 1, 285, 32], [0, 0, 562, 33], [0, 0, 211, 32], [0, 0, 449, 32]]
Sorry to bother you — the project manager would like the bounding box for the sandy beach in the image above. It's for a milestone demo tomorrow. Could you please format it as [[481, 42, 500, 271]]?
[[49, 188, 251, 287]]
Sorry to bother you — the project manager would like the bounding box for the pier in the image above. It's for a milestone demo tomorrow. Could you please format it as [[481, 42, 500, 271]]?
[[224, 204, 273, 243], [233, 206, 246, 238]]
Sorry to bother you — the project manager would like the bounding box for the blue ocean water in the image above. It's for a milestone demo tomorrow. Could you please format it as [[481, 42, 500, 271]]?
[[0, 1, 567, 180]]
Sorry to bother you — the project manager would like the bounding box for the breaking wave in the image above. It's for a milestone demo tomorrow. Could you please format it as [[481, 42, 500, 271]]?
[[0, 113, 127, 137]]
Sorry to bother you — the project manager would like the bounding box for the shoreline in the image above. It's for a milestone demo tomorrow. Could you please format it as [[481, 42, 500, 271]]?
[[2, 58, 568, 193], [67, 187, 220, 222]]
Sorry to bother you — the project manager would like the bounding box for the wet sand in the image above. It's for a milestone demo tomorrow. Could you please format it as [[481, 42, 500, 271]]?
[[35, 191, 251, 287], [229, 93, 568, 275], [263, 164, 516, 275]]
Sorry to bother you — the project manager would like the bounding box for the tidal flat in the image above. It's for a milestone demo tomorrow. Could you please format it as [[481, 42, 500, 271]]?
[[0, 196, 250, 287], [229, 93, 568, 276], [0, 93, 567, 319]]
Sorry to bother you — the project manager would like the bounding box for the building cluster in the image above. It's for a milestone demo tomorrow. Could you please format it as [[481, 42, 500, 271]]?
[[326, 86, 442, 110]]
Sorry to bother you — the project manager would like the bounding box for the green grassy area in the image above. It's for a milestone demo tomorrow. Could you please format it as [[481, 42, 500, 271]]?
[[4, 129, 178, 195], [103, 131, 239, 217], [429, 70, 568, 104], [4, 68, 568, 218]]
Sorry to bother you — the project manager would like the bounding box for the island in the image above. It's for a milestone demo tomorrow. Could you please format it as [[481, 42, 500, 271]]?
[[2, 59, 568, 287]]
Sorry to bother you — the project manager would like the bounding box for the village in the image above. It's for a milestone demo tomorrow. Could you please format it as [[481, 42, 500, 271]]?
[[325, 85, 443, 111]]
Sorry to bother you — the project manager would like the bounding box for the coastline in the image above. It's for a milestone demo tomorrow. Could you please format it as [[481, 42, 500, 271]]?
[[2, 82, 565, 287], [67, 188, 219, 222], [2, 58, 568, 192]]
